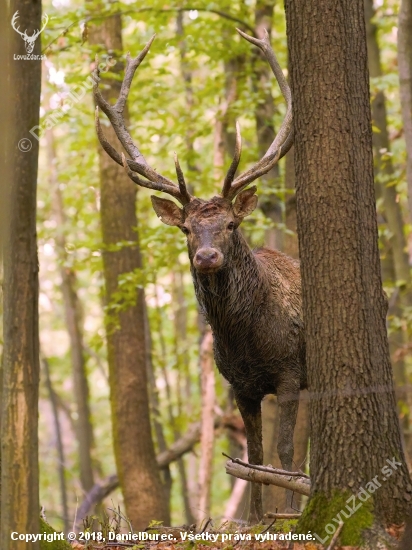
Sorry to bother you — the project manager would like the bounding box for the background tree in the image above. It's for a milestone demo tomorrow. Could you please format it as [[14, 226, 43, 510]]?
[[1, 1, 42, 548], [284, 0, 412, 545], [399, 0, 412, 217], [88, 13, 169, 529]]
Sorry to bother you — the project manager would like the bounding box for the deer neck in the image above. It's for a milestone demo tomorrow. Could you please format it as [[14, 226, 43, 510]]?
[[190, 230, 266, 332]]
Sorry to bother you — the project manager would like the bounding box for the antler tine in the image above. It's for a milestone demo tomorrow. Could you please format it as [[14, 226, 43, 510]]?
[[221, 121, 242, 198], [223, 29, 293, 201], [116, 34, 156, 114], [174, 153, 192, 205], [93, 36, 192, 206]]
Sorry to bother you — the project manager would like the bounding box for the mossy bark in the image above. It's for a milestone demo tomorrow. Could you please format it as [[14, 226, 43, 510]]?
[[284, 0, 412, 543], [39, 520, 71, 550]]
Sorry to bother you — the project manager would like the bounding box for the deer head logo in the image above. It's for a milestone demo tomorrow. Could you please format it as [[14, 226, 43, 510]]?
[[11, 11, 48, 54]]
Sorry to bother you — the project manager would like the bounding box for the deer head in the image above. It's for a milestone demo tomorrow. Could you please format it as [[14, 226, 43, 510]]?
[[93, 30, 292, 273], [12, 11, 48, 54]]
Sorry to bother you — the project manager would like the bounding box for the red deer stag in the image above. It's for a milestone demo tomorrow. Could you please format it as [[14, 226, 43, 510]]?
[[93, 29, 306, 523]]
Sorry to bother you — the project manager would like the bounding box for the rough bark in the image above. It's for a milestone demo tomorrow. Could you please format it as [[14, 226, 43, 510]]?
[[88, 15, 168, 529], [1, 1, 42, 547], [46, 128, 96, 493], [399, 0, 412, 217], [365, 0, 412, 458], [284, 0, 412, 543]]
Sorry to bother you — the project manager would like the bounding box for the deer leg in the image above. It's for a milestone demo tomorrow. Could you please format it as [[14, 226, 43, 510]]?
[[234, 394, 263, 524], [277, 382, 300, 510]]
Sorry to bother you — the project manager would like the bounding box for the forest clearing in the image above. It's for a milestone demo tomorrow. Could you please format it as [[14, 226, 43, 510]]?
[[1, 0, 412, 549]]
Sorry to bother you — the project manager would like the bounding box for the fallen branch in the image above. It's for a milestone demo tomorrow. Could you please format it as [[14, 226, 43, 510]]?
[[223, 453, 309, 478], [265, 513, 302, 520], [225, 461, 310, 496]]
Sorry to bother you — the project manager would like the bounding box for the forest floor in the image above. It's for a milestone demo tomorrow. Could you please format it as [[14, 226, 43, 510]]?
[[70, 522, 405, 550]]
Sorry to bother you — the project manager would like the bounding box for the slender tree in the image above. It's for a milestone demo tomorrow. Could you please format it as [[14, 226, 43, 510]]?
[[46, 128, 96, 493], [88, 13, 168, 528], [284, 0, 412, 545], [399, 0, 412, 217], [1, 1, 42, 548]]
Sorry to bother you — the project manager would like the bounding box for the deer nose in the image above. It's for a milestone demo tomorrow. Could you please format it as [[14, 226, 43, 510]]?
[[194, 247, 223, 271]]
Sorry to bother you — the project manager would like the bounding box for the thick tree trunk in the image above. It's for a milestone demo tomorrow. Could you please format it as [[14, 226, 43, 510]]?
[[1, 1, 42, 547], [46, 129, 96, 493], [364, 0, 412, 458], [399, 0, 412, 217], [285, 0, 412, 545], [88, 15, 168, 529]]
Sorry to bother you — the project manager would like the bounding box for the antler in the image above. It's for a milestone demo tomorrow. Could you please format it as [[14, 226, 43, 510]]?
[[221, 29, 293, 201], [11, 12, 27, 38], [93, 35, 192, 206]]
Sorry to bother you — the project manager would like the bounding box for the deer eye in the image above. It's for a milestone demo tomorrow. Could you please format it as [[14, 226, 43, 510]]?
[[227, 222, 235, 230], [181, 226, 190, 235]]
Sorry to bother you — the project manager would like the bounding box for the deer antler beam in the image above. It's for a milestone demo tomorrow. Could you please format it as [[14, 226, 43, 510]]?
[[221, 29, 294, 201], [92, 35, 193, 206]]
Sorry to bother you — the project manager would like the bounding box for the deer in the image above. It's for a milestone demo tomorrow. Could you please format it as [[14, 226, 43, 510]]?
[[92, 29, 307, 524], [11, 11, 48, 54]]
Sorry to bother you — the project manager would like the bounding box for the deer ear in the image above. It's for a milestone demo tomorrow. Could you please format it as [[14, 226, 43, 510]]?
[[232, 186, 258, 218], [151, 196, 183, 226]]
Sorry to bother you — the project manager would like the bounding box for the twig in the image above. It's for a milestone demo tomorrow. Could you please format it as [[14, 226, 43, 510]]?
[[326, 521, 344, 550], [200, 517, 212, 534], [265, 513, 301, 519], [222, 453, 310, 478], [261, 519, 276, 535]]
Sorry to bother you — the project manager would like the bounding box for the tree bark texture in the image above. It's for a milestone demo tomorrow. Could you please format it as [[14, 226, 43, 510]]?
[[284, 0, 412, 540], [364, 0, 412, 459], [88, 15, 168, 529], [1, 1, 42, 547], [399, 0, 412, 218], [46, 128, 96, 494]]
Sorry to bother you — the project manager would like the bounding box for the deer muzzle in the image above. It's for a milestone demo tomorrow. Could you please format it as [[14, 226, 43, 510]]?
[[193, 247, 224, 272]]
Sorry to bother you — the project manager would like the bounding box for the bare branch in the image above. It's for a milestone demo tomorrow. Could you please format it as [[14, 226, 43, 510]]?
[[225, 461, 310, 496]]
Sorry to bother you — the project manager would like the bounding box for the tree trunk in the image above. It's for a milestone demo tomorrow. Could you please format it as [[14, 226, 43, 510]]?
[[254, 1, 283, 251], [46, 128, 96, 493], [284, 0, 412, 545], [197, 329, 215, 521], [88, 15, 168, 529], [1, 1, 42, 547], [399, 0, 412, 218], [42, 358, 69, 533], [364, 0, 412, 458]]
